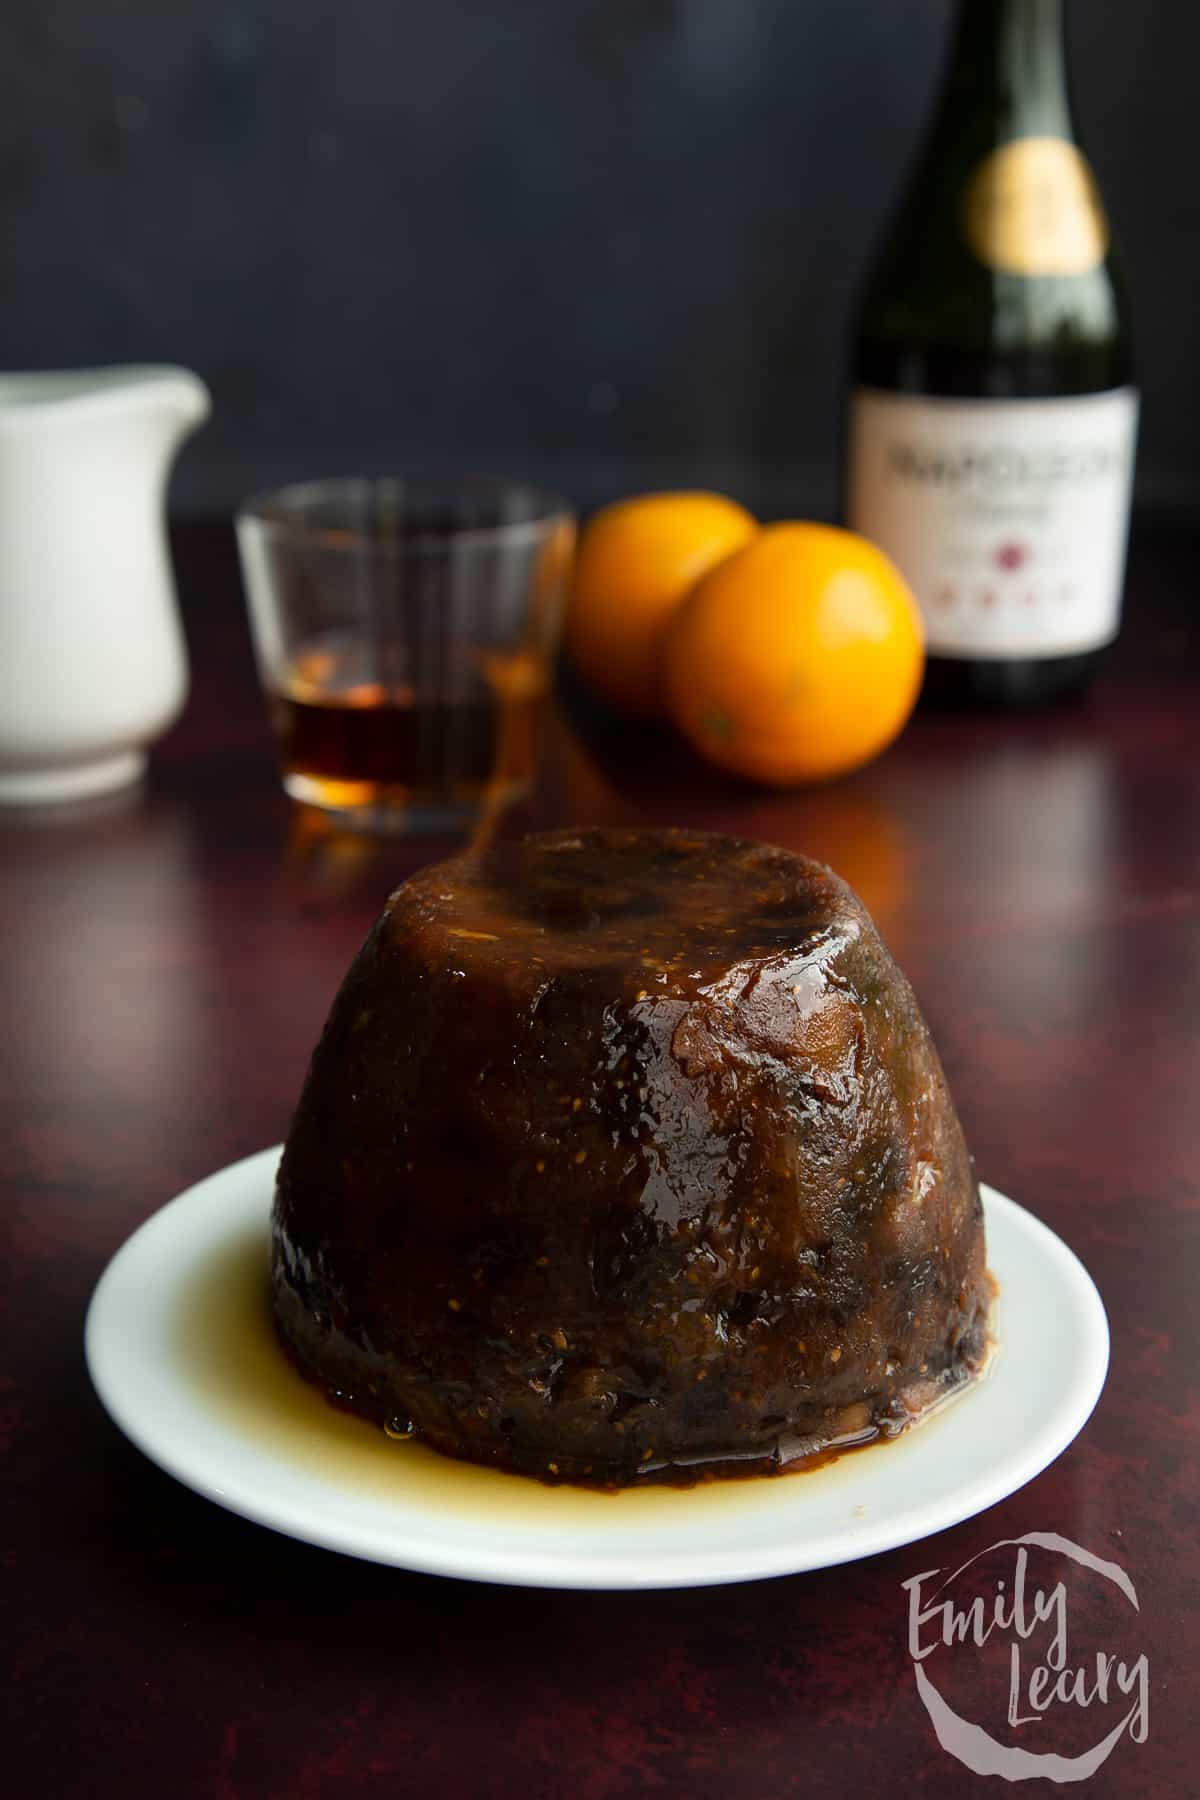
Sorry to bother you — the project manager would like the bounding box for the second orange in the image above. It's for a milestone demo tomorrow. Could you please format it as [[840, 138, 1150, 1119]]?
[[565, 490, 756, 717]]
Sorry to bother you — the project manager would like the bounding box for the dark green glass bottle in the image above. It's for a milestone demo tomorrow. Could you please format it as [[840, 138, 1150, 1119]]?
[[847, 0, 1137, 707]]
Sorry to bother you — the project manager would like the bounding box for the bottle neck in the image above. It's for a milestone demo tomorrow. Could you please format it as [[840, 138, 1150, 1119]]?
[[943, 0, 1073, 139]]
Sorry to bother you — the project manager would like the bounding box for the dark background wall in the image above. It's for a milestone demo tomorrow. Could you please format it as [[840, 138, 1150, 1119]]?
[[1, 0, 1193, 521]]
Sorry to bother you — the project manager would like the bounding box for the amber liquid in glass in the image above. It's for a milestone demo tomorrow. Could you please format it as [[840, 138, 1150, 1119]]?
[[269, 633, 547, 824]]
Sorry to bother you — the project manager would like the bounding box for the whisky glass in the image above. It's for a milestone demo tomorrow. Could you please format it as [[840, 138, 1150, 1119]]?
[[237, 476, 575, 835]]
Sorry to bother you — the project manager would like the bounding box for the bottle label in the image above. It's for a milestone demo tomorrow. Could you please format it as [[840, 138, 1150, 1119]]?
[[847, 387, 1139, 658], [965, 137, 1109, 276]]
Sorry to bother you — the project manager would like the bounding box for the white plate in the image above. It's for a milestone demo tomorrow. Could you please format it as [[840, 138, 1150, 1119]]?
[[85, 1147, 1108, 1590]]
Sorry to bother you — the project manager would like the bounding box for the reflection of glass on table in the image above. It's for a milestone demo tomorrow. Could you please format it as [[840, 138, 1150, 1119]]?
[[237, 477, 574, 836]]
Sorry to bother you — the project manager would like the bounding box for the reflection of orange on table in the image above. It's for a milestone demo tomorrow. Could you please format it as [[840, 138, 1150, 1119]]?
[[788, 792, 911, 935]]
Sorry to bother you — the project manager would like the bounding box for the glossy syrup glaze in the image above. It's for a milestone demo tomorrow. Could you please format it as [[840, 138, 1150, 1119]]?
[[273, 829, 990, 1486]]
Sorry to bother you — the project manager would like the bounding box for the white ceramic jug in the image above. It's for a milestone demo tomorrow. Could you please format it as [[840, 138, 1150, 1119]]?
[[0, 365, 210, 803]]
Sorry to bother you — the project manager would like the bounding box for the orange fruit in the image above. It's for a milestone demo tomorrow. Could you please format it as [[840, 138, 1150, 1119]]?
[[566, 491, 757, 716], [664, 522, 924, 786]]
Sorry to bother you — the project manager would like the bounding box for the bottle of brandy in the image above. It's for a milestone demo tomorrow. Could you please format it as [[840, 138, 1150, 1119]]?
[[846, 0, 1137, 706]]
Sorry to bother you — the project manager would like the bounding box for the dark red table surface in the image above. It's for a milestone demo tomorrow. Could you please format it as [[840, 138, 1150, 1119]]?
[[3, 524, 1198, 1799]]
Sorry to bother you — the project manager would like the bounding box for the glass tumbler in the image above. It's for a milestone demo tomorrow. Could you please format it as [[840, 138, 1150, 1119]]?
[[236, 476, 575, 835]]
